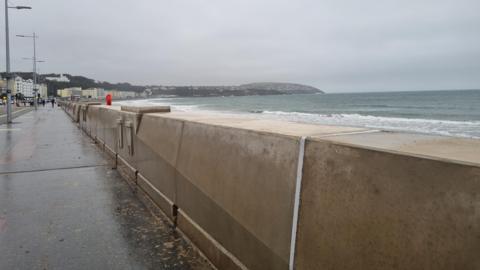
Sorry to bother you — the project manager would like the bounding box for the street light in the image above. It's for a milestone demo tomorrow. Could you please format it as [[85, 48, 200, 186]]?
[[22, 57, 46, 106], [17, 33, 40, 110], [4, 1, 31, 123]]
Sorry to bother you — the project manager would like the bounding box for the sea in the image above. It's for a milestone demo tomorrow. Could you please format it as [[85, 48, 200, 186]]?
[[118, 90, 480, 139]]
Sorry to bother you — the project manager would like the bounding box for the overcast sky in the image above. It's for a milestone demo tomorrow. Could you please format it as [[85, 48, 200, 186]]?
[[3, 0, 480, 92]]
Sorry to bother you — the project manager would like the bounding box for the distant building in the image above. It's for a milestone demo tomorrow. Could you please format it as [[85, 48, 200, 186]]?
[[45, 74, 70, 83], [81, 88, 104, 99], [141, 88, 152, 98], [14, 76, 34, 97], [56, 87, 137, 100], [104, 90, 137, 99], [0, 79, 6, 94], [57, 87, 82, 98], [0, 78, 17, 96], [38, 84, 48, 98], [0, 77, 47, 98]]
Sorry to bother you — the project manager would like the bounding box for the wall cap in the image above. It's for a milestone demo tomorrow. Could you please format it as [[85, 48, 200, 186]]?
[[121, 105, 171, 114]]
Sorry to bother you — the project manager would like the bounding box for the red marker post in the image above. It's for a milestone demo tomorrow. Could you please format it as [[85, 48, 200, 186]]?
[[106, 94, 112, 106]]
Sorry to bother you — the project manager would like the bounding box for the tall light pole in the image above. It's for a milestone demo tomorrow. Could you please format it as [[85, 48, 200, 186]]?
[[22, 57, 45, 106], [4, 1, 31, 123], [17, 33, 40, 109]]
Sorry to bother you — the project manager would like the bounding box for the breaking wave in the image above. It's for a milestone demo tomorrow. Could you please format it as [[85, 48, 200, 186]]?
[[257, 111, 480, 138], [115, 98, 480, 138]]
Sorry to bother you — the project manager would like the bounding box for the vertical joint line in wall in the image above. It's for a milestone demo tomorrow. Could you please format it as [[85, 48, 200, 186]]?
[[112, 153, 118, 170], [289, 136, 306, 270], [135, 113, 144, 135], [173, 121, 186, 168], [172, 205, 179, 228], [172, 121, 186, 226]]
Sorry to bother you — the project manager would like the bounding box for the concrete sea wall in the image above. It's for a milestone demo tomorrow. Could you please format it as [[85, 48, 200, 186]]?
[[60, 101, 480, 270]]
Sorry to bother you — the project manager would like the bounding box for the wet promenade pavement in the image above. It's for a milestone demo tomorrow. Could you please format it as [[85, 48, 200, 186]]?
[[0, 107, 212, 270], [0, 107, 33, 125]]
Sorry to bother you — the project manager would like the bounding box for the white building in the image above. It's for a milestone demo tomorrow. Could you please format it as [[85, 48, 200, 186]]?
[[14, 76, 34, 97], [45, 74, 70, 83], [11, 77, 48, 98]]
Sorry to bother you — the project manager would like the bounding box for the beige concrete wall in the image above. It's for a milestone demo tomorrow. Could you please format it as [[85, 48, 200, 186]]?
[[134, 115, 184, 216], [86, 105, 100, 140], [175, 120, 300, 269], [98, 106, 121, 155], [295, 138, 480, 270], [63, 102, 480, 270]]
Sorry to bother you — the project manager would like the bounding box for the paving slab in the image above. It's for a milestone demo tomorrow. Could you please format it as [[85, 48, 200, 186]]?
[[0, 106, 106, 173], [0, 107, 33, 125]]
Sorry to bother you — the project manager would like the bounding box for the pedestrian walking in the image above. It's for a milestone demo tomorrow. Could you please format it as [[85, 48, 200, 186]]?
[[51, 98, 55, 108]]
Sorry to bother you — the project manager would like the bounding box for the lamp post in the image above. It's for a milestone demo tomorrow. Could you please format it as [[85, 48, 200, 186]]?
[[4, 1, 31, 123], [22, 57, 45, 107], [17, 33, 40, 109]]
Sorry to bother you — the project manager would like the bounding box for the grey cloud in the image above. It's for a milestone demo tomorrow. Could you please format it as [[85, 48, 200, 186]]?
[[3, 0, 479, 92]]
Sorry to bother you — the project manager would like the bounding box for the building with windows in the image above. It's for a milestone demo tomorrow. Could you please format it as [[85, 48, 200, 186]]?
[[57, 87, 82, 98], [45, 74, 70, 83], [0, 79, 6, 94], [104, 90, 137, 99], [0, 77, 47, 98], [56, 87, 138, 100], [14, 77, 49, 98], [14, 76, 34, 97], [82, 88, 104, 99], [38, 84, 48, 98]]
